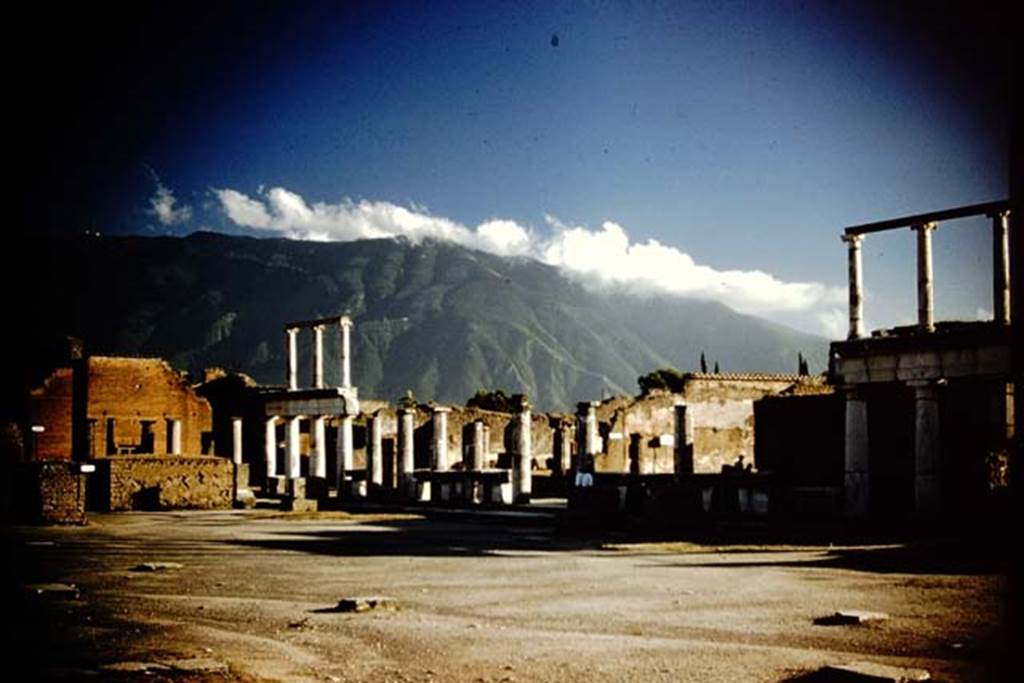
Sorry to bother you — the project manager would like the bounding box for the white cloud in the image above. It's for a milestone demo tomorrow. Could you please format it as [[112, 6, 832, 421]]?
[[149, 181, 192, 226], [214, 186, 845, 333]]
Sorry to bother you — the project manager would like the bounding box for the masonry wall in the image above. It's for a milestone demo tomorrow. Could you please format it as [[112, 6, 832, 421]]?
[[10, 462, 88, 524], [27, 368, 75, 460], [91, 456, 233, 511], [86, 357, 212, 457], [590, 375, 825, 475]]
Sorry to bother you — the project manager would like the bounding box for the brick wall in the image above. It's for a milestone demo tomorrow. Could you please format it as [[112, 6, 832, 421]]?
[[27, 368, 75, 460], [92, 456, 233, 511], [86, 357, 212, 457]]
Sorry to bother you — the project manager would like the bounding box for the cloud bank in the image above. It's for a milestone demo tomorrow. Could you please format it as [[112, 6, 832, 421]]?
[[214, 186, 844, 333]]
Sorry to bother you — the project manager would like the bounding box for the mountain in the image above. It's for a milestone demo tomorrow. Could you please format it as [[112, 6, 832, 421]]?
[[19, 232, 828, 410]]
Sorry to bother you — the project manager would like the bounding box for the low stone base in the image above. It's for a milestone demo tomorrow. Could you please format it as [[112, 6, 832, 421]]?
[[266, 476, 287, 496], [286, 477, 306, 499], [281, 496, 318, 512]]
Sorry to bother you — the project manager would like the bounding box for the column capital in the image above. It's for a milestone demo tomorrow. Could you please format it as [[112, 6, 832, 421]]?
[[339, 315, 353, 328], [840, 233, 863, 245], [910, 220, 938, 233], [986, 208, 1012, 220], [431, 405, 452, 414]]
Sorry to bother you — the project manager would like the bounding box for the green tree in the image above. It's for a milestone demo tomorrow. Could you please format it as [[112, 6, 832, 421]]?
[[637, 368, 686, 394], [467, 388, 517, 413]]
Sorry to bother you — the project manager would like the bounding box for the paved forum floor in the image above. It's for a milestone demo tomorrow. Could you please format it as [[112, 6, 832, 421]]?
[[5, 509, 1008, 681]]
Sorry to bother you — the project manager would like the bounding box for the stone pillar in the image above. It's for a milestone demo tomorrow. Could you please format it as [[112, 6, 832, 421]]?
[[842, 233, 865, 339], [312, 324, 325, 389], [397, 407, 416, 498], [470, 420, 486, 471], [673, 403, 694, 475], [432, 406, 450, 471], [286, 327, 299, 391], [843, 389, 870, 519], [481, 424, 491, 465], [913, 222, 937, 333], [170, 419, 182, 455], [310, 416, 327, 479], [340, 316, 353, 389], [366, 413, 383, 488], [577, 402, 599, 457], [992, 210, 1011, 325], [514, 403, 532, 503], [551, 419, 571, 476], [286, 416, 302, 479], [232, 417, 244, 465], [911, 381, 941, 520], [336, 415, 354, 489], [264, 417, 278, 478]]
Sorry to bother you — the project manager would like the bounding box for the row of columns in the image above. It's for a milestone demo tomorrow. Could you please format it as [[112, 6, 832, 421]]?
[[286, 317, 353, 391], [843, 210, 1012, 340], [242, 399, 702, 498]]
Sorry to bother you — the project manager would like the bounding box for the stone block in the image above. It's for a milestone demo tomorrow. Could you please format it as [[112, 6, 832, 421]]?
[[281, 496, 318, 512], [266, 475, 287, 496], [814, 661, 929, 681], [286, 477, 306, 499]]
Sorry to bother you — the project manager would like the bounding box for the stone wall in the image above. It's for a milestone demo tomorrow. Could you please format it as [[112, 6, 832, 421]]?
[[7, 462, 88, 524], [91, 456, 233, 511], [28, 356, 213, 461], [27, 368, 75, 460], [86, 357, 212, 457], [591, 374, 828, 475]]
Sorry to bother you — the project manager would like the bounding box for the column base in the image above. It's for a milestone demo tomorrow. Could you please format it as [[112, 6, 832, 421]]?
[[914, 474, 942, 520], [843, 472, 870, 519]]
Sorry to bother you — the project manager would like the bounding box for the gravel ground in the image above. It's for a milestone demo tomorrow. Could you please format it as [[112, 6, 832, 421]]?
[[4, 509, 1008, 682]]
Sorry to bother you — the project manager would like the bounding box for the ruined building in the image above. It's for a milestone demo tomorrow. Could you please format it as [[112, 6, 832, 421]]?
[[25, 349, 233, 512]]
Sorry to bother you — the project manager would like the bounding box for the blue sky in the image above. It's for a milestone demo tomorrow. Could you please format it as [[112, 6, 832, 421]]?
[[21, 1, 1009, 337]]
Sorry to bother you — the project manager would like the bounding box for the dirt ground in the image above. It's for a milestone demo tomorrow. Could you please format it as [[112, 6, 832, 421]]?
[[4, 507, 1009, 682]]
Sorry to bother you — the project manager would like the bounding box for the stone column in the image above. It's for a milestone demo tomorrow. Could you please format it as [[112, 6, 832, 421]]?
[[911, 381, 941, 520], [913, 222, 937, 333], [843, 388, 870, 519], [336, 415, 354, 489], [286, 327, 299, 391], [339, 316, 353, 388], [992, 210, 1011, 325], [673, 403, 694, 475], [170, 419, 182, 455], [470, 420, 486, 471], [578, 402, 599, 456], [432, 406, 451, 471], [397, 407, 416, 498], [551, 419, 572, 476], [366, 413, 383, 488], [310, 416, 327, 479], [514, 403, 532, 503], [286, 415, 302, 479], [842, 233, 865, 339], [312, 324, 325, 389], [481, 424, 491, 466], [232, 417, 244, 465], [264, 416, 278, 477]]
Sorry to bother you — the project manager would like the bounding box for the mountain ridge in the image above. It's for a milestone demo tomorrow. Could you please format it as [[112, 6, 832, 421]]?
[[20, 231, 828, 410]]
